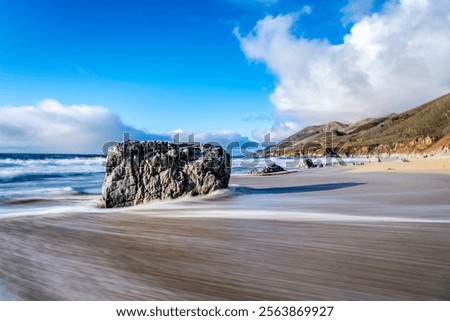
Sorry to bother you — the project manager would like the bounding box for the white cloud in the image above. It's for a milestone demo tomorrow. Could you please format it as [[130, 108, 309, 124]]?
[[236, 0, 450, 138], [0, 99, 170, 154], [0, 99, 253, 153], [341, 0, 374, 26], [300, 5, 312, 15], [252, 118, 302, 142]]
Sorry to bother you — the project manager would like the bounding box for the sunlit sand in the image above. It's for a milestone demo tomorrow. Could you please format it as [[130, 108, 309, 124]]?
[[351, 155, 450, 175]]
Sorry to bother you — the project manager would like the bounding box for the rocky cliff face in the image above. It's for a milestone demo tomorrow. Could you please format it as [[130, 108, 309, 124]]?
[[102, 141, 231, 208], [343, 136, 437, 156]]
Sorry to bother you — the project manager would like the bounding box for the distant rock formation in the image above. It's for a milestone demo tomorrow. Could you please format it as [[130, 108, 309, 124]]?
[[102, 141, 231, 208]]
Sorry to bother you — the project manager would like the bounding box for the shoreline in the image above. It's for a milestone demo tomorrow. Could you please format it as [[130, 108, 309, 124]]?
[[0, 164, 449, 300]]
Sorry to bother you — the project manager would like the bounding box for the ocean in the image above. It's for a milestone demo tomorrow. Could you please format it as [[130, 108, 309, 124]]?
[[0, 153, 369, 216], [0, 153, 105, 215], [1, 153, 449, 300]]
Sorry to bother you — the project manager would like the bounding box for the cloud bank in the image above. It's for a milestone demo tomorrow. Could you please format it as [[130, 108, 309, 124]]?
[[251, 118, 302, 142], [236, 0, 450, 137], [0, 99, 170, 154], [341, 0, 375, 26], [0, 99, 251, 154]]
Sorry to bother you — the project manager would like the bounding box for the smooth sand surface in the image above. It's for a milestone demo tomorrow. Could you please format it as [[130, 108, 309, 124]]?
[[1, 168, 450, 300], [352, 155, 450, 175]]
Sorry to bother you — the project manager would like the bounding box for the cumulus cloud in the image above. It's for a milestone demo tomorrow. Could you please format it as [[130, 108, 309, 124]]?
[[341, 0, 375, 26], [0, 99, 252, 154], [251, 118, 302, 142], [236, 0, 450, 137], [0, 99, 170, 154]]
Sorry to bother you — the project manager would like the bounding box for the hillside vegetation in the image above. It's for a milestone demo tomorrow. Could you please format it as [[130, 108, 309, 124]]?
[[268, 93, 450, 156]]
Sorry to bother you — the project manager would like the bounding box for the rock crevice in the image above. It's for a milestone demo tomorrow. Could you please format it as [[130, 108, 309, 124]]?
[[102, 141, 231, 208]]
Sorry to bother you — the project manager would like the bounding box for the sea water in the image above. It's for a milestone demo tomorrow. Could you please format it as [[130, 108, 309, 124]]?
[[2, 154, 448, 301], [0, 154, 105, 214], [0, 153, 369, 215]]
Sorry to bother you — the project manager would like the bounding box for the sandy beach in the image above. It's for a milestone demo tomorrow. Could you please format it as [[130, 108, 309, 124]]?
[[1, 0, 449, 312], [0, 160, 450, 300], [352, 155, 450, 175]]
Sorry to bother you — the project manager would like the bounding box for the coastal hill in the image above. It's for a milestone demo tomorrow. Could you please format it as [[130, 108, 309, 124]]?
[[268, 93, 450, 156]]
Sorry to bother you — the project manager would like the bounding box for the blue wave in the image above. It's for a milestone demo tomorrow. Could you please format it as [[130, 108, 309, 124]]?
[[0, 172, 97, 184], [0, 153, 104, 161]]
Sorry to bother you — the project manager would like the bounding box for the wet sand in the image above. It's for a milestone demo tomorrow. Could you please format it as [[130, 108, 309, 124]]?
[[1, 168, 450, 300]]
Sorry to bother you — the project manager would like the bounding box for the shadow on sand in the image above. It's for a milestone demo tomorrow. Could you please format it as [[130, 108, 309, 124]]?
[[235, 182, 365, 195]]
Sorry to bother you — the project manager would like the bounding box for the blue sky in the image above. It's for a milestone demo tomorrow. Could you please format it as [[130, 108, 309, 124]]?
[[1, 0, 449, 153]]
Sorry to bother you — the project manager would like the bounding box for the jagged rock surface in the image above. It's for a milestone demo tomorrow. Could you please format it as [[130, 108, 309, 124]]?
[[303, 158, 316, 168], [262, 163, 286, 173], [102, 141, 231, 208], [248, 163, 286, 175]]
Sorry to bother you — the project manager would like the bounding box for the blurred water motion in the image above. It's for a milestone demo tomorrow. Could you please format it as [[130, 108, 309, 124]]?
[[1, 214, 450, 300], [0, 169, 449, 300]]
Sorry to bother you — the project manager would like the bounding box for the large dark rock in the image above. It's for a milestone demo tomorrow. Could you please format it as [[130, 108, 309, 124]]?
[[102, 141, 231, 208]]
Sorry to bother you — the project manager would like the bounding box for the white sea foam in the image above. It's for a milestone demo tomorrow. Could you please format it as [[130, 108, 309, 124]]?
[[0, 156, 105, 180], [4, 199, 449, 225], [0, 154, 105, 215], [0, 154, 417, 221], [231, 156, 371, 174]]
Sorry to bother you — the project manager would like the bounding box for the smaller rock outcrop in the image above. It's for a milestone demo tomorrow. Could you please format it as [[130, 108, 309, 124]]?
[[247, 163, 286, 175], [303, 158, 316, 168], [102, 141, 231, 208], [261, 163, 286, 174]]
